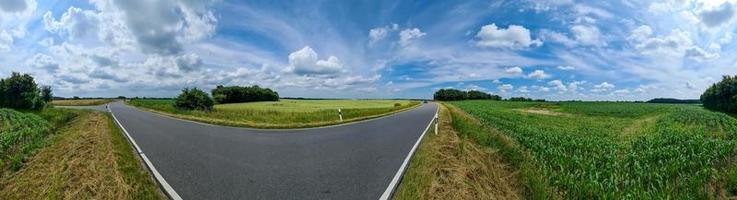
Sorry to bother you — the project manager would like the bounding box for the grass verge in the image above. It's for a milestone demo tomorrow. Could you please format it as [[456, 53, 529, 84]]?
[[0, 111, 164, 199], [393, 103, 522, 200], [51, 99, 113, 106], [128, 99, 422, 129]]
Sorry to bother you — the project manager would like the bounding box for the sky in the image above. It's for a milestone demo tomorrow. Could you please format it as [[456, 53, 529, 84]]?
[[0, 0, 735, 100]]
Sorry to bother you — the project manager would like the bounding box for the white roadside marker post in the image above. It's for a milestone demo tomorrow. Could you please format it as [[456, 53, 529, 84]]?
[[338, 108, 343, 122], [434, 112, 439, 135]]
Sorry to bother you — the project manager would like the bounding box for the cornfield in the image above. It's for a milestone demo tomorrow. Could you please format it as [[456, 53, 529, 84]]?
[[450, 100, 737, 199]]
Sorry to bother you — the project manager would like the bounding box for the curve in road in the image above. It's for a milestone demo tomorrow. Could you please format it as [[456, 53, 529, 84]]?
[[107, 101, 438, 200]]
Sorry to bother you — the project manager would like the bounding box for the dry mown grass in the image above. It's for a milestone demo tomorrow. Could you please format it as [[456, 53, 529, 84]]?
[[394, 104, 521, 200], [0, 112, 164, 199], [51, 99, 113, 106]]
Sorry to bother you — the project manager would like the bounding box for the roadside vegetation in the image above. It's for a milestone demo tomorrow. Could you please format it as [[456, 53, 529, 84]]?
[[0, 112, 164, 199], [129, 99, 420, 128], [212, 85, 279, 104], [0, 72, 163, 199], [394, 104, 521, 200], [448, 100, 737, 198], [51, 99, 114, 106]]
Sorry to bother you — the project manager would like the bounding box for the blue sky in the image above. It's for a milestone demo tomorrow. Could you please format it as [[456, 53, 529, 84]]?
[[0, 0, 736, 100]]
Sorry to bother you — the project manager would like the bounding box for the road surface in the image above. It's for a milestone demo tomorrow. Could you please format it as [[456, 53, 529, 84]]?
[[106, 101, 438, 200]]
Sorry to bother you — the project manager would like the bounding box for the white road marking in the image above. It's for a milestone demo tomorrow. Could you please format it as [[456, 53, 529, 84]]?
[[108, 104, 183, 200], [379, 103, 439, 200]]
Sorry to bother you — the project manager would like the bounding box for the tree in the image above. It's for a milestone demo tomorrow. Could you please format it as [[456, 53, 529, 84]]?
[[0, 72, 46, 110], [174, 88, 214, 111], [701, 75, 737, 113], [41, 86, 53, 103], [211, 85, 279, 104]]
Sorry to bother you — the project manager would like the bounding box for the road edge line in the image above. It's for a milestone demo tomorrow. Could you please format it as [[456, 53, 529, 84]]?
[[108, 105, 183, 200], [379, 103, 439, 200]]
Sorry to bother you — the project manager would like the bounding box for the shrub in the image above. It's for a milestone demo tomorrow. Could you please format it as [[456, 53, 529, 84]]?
[[0, 72, 47, 110], [394, 103, 402, 107], [174, 88, 214, 111], [433, 89, 501, 101], [211, 85, 279, 104], [701, 75, 737, 113]]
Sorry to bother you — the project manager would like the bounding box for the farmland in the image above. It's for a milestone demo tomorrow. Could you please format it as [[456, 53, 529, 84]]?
[[51, 99, 114, 106], [128, 99, 420, 128], [447, 100, 737, 199]]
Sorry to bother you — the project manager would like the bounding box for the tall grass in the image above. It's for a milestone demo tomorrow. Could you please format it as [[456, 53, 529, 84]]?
[[450, 100, 737, 198]]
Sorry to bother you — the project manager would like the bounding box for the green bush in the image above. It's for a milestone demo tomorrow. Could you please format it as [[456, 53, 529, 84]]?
[[0, 72, 47, 110], [174, 88, 214, 111], [701, 75, 737, 113]]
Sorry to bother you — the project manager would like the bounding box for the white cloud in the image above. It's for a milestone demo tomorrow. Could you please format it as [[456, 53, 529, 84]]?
[[0, 30, 11, 51], [28, 53, 59, 73], [613, 89, 630, 95], [369, 27, 388, 45], [632, 29, 720, 61], [571, 24, 601, 46], [548, 80, 566, 92], [476, 23, 542, 48], [43, 7, 101, 41], [517, 86, 530, 93], [540, 29, 576, 47], [557, 65, 575, 70], [628, 25, 652, 42], [592, 82, 615, 92], [498, 84, 513, 92], [505, 66, 523, 74], [527, 70, 551, 80], [288, 46, 343, 75], [399, 28, 426, 46], [698, 2, 735, 27], [685, 81, 696, 90]]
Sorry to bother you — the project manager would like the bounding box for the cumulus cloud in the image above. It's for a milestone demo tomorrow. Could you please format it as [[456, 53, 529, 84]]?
[[505, 66, 523, 74], [527, 70, 550, 80], [43, 7, 100, 40], [175, 53, 203, 72], [517, 86, 530, 93], [28, 53, 59, 73], [288, 46, 343, 75], [631, 28, 719, 61], [571, 24, 601, 46], [592, 82, 615, 92], [476, 23, 542, 48], [399, 28, 426, 46], [368, 27, 388, 45], [698, 2, 735, 27], [548, 80, 566, 91], [498, 84, 513, 92]]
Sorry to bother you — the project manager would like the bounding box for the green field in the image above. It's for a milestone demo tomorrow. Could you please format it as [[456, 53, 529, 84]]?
[[128, 99, 421, 128], [448, 100, 737, 199]]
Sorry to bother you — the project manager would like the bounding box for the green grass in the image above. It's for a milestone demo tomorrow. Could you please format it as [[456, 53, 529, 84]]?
[[0, 108, 80, 173], [449, 100, 737, 199], [128, 99, 421, 128]]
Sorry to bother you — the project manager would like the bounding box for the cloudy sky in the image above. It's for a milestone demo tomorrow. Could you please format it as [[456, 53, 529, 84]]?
[[0, 0, 735, 100]]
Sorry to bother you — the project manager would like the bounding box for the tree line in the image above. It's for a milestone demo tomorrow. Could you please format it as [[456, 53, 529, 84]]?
[[701, 75, 737, 113], [174, 85, 280, 111], [433, 89, 545, 102]]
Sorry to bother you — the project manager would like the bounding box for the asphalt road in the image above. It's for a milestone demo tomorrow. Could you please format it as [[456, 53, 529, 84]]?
[[107, 101, 438, 200]]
